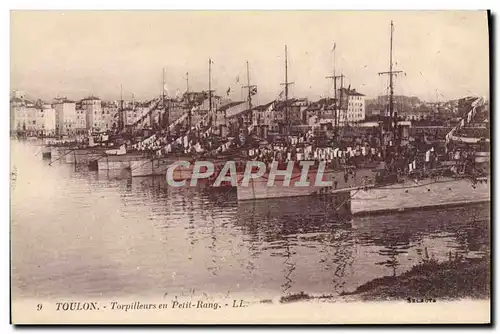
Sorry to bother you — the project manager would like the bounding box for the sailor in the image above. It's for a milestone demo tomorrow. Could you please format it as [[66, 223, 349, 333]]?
[[425, 149, 431, 163], [296, 151, 303, 161]]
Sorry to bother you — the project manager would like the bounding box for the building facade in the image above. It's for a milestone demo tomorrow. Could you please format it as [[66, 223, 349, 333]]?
[[82, 96, 102, 131], [75, 102, 87, 131], [338, 88, 366, 125], [42, 104, 57, 135], [53, 98, 77, 135], [10, 96, 56, 135], [101, 101, 119, 131]]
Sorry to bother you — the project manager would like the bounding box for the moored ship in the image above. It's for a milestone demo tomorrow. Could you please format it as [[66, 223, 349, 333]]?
[[236, 162, 378, 201], [351, 95, 490, 216], [348, 22, 490, 216], [350, 174, 489, 216]]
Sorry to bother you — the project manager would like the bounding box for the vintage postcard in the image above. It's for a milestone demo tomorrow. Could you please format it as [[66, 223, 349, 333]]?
[[10, 10, 491, 324]]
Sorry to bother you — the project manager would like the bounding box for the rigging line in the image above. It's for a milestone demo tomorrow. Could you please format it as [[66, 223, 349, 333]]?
[[129, 155, 158, 173], [48, 148, 78, 166]]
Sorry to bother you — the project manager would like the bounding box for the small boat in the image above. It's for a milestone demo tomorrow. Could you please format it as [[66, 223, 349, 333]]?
[[41, 146, 51, 159], [95, 150, 150, 171], [64, 146, 109, 164]]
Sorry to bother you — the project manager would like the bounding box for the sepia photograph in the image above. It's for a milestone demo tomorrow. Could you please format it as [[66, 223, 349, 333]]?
[[9, 10, 491, 324]]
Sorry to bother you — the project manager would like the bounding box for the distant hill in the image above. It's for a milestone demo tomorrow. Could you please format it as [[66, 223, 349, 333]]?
[[366, 95, 423, 107], [366, 95, 426, 118]]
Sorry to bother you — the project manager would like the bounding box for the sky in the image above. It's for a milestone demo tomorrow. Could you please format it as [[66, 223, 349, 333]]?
[[10, 11, 490, 104]]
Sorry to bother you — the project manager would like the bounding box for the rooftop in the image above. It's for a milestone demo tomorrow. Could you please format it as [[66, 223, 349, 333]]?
[[339, 88, 365, 96], [252, 101, 274, 112], [218, 101, 246, 112], [81, 96, 101, 101], [54, 98, 75, 104]]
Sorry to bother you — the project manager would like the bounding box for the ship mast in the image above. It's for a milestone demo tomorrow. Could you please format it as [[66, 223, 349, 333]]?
[[378, 20, 403, 143], [326, 44, 344, 134], [208, 58, 213, 113], [162, 68, 166, 133], [243, 61, 257, 128], [185, 71, 191, 128], [208, 58, 216, 127], [339, 72, 344, 128], [281, 45, 294, 134], [119, 84, 124, 132]]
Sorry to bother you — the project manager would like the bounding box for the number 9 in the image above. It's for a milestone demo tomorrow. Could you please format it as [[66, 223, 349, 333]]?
[[37, 304, 42, 311]]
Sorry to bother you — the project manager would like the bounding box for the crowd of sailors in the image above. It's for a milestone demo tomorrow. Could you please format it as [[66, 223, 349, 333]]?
[[130, 125, 230, 156]]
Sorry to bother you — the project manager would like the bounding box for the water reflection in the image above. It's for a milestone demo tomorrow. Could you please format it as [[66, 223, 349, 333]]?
[[11, 140, 490, 299]]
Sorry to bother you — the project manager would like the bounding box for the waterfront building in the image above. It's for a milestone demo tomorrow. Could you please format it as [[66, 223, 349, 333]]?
[[41, 104, 56, 135], [10, 96, 56, 135], [54, 97, 77, 135], [270, 98, 309, 132], [75, 101, 87, 132], [101, 101, 119, 131], [123, 106, 136, 126], [252, 101, 275, 128], [338, 88, 366, 125], [11, 104, 33, 132], [81, 96, 102, 131], [303, 98, 337, 125], [10, 96, 25, 131], [124, 102, 151, 127]]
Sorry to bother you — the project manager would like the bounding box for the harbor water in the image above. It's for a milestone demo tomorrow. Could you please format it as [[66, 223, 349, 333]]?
[[11, 140, 490, 300]]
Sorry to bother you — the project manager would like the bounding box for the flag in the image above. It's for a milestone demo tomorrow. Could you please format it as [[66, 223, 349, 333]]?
[[250, 86, 257, 96], [236, 75, 240, 84], [209, 58, 214, 64], [226, 87, 231, 96], [265, 101, 275, 114], [331, 42, 336, 52]]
